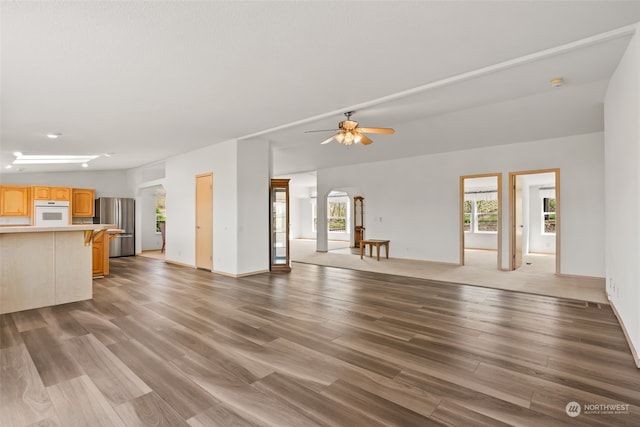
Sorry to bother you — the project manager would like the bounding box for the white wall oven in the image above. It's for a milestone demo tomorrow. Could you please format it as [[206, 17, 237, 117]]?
[[34, 200, 70, 226]]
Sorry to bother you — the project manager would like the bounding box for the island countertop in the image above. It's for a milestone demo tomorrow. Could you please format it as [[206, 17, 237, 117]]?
[[0, 224, 119, 314], [0, 224, 116, 233]]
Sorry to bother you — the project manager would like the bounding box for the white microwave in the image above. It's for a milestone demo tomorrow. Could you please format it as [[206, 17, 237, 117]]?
[[34, 200, 70, 226]]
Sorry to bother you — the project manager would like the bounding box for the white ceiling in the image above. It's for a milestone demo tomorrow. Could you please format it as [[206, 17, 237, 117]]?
[[1, 1, 639, 175]]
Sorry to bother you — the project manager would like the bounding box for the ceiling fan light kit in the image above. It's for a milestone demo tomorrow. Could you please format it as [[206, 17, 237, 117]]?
[[309, 111, 394, 146]]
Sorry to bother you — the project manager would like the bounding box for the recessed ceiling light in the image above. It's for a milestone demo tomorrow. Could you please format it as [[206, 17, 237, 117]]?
[[81, 163, 88, 168], [47, 133, 62, 139], [550, 77, 565, 88], [5, 165, 12, 169], [13, 151, 22, 157]]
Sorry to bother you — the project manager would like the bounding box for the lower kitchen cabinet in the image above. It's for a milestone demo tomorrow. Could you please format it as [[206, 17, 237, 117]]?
[[92, 231, 109, 277]]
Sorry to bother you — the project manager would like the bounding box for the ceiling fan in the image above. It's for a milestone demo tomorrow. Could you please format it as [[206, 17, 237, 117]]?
[[305, 111, 395, 146]]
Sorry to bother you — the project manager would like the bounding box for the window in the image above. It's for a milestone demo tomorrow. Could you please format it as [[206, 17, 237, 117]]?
[[327, 191, 349, 233], [542, 197, 556, 234], [464, 190, 498, 233], [155, 188, 166, 233], [463, 200, 472, 232], [476, 199, 498, 232]]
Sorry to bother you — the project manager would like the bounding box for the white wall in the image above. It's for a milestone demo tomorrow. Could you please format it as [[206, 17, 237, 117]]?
[[237, 139, 270, 274], [604, 26, 640, 367], [139, 186, 163, 251], [317, 132, 605, 276], [0, 170, 132, 198], [528, 185, 556, 253], [294, 197, 316, 239], [163, 138, 270, 276], [165, 139, 238, 273]]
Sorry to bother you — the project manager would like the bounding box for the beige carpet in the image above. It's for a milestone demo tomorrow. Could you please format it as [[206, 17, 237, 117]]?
[[291, 239, 607, 304]]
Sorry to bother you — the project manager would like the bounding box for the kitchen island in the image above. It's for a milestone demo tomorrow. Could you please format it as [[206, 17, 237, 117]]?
[[0, 224, 115, 314]]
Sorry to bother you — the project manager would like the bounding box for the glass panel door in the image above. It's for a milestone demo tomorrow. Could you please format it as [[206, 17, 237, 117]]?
[[270, 179, 291, 271]]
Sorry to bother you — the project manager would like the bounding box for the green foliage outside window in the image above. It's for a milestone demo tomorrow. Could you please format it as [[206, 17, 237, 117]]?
[[463, 200, 472, 231], [476, 200, 498, 232], [543, 197, 556, 233], [156, 195, 166, 233]]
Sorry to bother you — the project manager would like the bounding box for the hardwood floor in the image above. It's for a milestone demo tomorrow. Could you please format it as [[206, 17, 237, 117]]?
[[1, 257, 638, 426]]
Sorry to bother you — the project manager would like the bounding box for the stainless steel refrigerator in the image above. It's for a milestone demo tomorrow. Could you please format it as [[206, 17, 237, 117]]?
[[94, 197, 135, 257]]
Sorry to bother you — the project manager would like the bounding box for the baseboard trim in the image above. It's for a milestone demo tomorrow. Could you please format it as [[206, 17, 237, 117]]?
[[609, 299, 640, 368], [213, 269, 270, 278], [558, 273, 606, 282], [164, 259, 195, 268]]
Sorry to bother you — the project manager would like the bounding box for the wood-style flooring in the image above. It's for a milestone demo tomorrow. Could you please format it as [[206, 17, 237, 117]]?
[[1, 257, 638, 426]]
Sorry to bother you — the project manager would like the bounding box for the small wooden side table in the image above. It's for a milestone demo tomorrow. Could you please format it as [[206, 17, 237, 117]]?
[[360, 239, 390, 261]]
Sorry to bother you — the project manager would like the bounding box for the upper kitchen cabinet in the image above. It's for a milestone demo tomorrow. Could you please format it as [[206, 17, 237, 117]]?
[[72, 188, 95, 217], [51, 187, 71, 200], [33, 186, 71, 201], [0, 185, 31, 216], [32, 186, 50, 200]]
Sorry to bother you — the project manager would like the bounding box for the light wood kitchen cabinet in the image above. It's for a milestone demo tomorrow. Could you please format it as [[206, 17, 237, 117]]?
[[72, 188, 95, 217], [92, 231, 108, 277], [0, 185, 31, 216], [51, 187, 71, 200], [92, 229, 119, 277], [33, 186, 71, 201], [32, 186, 51, 200]]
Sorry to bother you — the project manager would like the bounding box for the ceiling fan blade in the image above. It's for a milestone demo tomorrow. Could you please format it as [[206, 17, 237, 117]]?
[[304, 129, 339, 133], [358, 127, 395, 134], [320, 135, 336, 145], [359, 134, 373, 145]]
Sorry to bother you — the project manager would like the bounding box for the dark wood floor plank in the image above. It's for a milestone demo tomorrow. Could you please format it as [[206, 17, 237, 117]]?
[[265, 337, 442, 414], [113, 391, 190, 427], [431, 399, 514, 427], [24, 416, 61, 426], [254, 372, 389, 427], [396, 369, 577, 427], [64, 334, 151, 405], [110, 315, 185, 361], [321, 378, 444, 426], [107, 338, 218, 420], [170, 352, 320, 427], [11, 311, 47, 333], [187, 403, 260, 427], [37, 306, 88, 341], [197, 329, 338, 391], [20, 327, 83, 387], [1, 324, 23, 349], [0, 344, 56, 426], [192, 305, 278, 345], [67, 309, 131, 346], [530, 389, 640, 427], [259, 321, 402, 379], [2, 256, 638, 427], [45, 375, 125, 426], [160, 324, 266, 383]]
